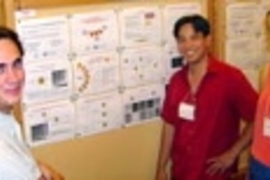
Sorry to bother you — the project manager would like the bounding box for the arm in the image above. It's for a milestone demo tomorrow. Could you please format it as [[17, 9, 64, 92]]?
[[37, 160, 64, 180], [155, 121, 175, 180], [207, 70, 258, 175], [206, 122, 253, 175]]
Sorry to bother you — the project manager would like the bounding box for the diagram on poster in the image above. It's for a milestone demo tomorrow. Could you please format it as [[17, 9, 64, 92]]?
[[226, 3, 258, 38], [119, 6, 162, 47], [122, 84, 164, 126], [70, 10, 119, 54], [163, 3, 201, 45], [16, 16, 70, 64], [120, 46, 165, 88], [76, 92, 124, 136], [23, 60, 73, 104], [23, 100, 75, 146], [74, 52, 120, 95]]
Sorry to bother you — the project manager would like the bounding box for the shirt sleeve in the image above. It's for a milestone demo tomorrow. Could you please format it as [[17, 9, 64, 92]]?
[[230, 70, 258, 122], [161, 83, 177, 125], [0, 136, 41, 180]]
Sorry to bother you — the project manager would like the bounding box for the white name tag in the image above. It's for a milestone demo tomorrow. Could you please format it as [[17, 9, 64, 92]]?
[[178, 102, 195, 121], [263, 117, 270, 137]]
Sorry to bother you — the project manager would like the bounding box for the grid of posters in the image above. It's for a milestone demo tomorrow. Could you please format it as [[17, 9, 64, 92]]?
[[225, 2, 269, 90], [16, 3, 203, 146]]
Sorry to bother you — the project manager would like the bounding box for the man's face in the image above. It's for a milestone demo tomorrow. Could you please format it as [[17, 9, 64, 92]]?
[[176, 23, 210, 64], [0, 39, 24, 111]]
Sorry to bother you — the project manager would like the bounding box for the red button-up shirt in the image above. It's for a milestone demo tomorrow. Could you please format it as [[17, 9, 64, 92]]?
[[161, 55, 258, 180]]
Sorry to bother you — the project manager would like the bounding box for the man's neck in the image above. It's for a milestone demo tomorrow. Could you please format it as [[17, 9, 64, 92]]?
[[188, 55, 208, 77], [187, 55, 209, 94], [0, 105, 12, 115]]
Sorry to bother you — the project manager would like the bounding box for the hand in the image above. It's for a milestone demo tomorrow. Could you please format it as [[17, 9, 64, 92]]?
[[155, 169, 169, 180], [206, 150, 237, 176], [38, 161, 64, 180], [39, 163, 52, 180]]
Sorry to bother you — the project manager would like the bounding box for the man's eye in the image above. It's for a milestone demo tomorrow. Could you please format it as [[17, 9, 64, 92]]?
[[14, 59, 23, 68], [0, 64, 5, 74]]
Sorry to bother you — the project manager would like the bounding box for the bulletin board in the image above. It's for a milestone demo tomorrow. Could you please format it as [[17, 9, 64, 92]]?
[[4, 0, 209, 179], [14, 0, 207, 147], [213, 0, 269, 90], [213, 0, 270, 171]]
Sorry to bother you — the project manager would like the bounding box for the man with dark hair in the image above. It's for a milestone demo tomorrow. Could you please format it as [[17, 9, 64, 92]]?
[[0, 26, 63, 180], [156, 14, 258, 180]]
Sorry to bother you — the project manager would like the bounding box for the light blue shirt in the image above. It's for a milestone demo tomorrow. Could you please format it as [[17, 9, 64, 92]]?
[[0, 112, 41, 180]]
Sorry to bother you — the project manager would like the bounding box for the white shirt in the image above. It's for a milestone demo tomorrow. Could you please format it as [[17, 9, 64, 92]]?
[[0, 112, 41, 180]]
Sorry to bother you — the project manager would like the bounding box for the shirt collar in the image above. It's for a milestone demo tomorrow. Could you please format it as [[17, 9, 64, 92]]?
[[182, 54, 221, 75]]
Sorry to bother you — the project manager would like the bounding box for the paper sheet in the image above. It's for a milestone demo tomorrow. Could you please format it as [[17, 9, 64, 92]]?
[[226, 37, 258, 69], [163, 3, 201, 45], [226, 3, 259, 38], [120, 46, 165, 88], [76, 92, 124, 136], [119, 6, 162, 47], [70, 10, 119, 54], [23, 100, 75, 146], [122, 84, 165, 126], [74, 52, 121, 95], [163, 45, 183, 83], [23, 60, 73, 104], [16, 16, 70, 63]]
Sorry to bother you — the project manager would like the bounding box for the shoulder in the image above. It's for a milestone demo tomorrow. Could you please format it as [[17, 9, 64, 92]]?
[[215, 60, 246, 81], [169, 67, 186, 84]]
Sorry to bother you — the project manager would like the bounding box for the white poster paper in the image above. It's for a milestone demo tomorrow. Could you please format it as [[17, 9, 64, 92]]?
[[16, 16, 70, 63], [23, 60, 73, 104], [120, 46, 165, 88], [226, 3, 259, 38], [74, 52, 120, 95], [119, 6, 162, 47], [163, 44, 183, 83], [122, 84, 165, 126], [70, 10, 119, 54], [226, 37, 258, 69], [163, 3, 201, 45], [76, 92, 124, 136], [23, 100, 75, 146]]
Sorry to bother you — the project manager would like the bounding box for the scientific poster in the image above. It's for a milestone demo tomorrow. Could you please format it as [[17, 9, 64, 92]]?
[[70, 10, 119, 54], [23, 60, 73, 104], [120, 46, 165, 88], [226, 37, 258, 69], [23, 100, 75, 146], [119, 6, 162, 47], [226, 3, 258, 38], [122, 84, 165, 126], [163, 44, 183, 83], [76, 92, 124, 136], [16, 16, 70, 63], [74, 52, 121, 95], [163, 3, 201, 45]]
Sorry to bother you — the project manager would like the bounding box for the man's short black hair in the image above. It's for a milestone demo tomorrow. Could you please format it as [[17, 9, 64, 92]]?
[[0, 26, 24, 56], [173, 14, 210, 39]]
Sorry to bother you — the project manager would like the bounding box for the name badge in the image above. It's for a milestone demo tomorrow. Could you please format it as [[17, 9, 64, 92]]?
[[263, 117, 270, 137], [178, 102, 195, 121]]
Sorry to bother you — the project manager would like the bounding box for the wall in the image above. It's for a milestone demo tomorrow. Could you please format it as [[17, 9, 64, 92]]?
[[3, 0, 207, 179]]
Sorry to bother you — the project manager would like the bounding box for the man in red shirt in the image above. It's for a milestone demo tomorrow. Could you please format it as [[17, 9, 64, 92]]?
[[155, 15, 258, 180]]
